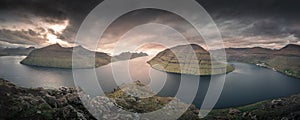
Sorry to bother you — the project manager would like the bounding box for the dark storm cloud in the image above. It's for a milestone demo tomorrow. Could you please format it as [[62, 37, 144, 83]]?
[[0, 29, 46, 44], [0, 0, 103, 42], [0, 18, 5, 22], [197, 0, 300, 18], [0, 0, 299, 50], [197, 0, 300, 38], [0, 0, 67, 20], [99, 9, 202, 45]]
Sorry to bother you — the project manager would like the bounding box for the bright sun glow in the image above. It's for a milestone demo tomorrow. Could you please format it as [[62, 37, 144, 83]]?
[[44, 20, 72, 46], [46, 33, 70, 46], [48, 20, 69, 34], [46, 34, 59, 44]]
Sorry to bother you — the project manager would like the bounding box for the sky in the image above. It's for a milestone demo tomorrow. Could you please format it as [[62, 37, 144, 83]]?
[[0, 0, 299, 55]]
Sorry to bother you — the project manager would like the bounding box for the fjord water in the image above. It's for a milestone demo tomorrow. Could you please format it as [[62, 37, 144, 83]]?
[[1, 56, 300, 108]]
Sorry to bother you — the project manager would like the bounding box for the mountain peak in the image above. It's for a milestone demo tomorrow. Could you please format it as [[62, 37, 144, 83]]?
[[170, 44, 208, 54], [43, 43, 63, 50], [281, 44, 300, 50], [51, 43, 62, 47]]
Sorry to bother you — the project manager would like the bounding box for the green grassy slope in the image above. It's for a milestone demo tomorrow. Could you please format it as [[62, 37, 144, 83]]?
[[20, 44, 111, 68], [147, 44, 234, 75], [225, 44, 300, 78]]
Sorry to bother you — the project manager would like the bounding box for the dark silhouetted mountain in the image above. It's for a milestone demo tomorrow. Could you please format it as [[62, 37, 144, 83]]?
[[0, 47, 35, 56], [112, 52, 148, 61]]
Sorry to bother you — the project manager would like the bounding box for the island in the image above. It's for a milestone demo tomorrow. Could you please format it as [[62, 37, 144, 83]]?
[[148, 43, 300, 78], [20, 44, 148, 69], [147, 44, 234, 75], [20, 44, 111, 68]]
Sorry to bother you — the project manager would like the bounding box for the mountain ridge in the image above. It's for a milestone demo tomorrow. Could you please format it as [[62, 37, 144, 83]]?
[[20, 44, 148, 69], [221, 44, 300, 78]]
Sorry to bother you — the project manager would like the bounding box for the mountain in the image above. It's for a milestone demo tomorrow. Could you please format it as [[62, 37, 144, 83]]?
[[224, 44, 300, 78], [112, 52, 148, 61], [276, 44, 300, 56], [0, 47, 35, 56], [147, 44, 234, 75], [20, 44, 149, 69], [20, 44, 111, 68]]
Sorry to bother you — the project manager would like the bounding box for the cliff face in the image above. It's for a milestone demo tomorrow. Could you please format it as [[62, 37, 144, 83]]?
[[20, 44, 111, 68], [147, 44, 234, 75]]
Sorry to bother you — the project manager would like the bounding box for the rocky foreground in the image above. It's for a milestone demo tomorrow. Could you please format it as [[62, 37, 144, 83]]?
[[0, 78, 199, 120], [2, 77, 300, 120], [205, 94, 300, 120]]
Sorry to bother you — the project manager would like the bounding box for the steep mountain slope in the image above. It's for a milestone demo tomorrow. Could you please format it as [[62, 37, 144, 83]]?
[[111, 52, 148, 62], [147, 44, 234, 75], [20, 44, 111, 68], [224, 44, 300, 78]]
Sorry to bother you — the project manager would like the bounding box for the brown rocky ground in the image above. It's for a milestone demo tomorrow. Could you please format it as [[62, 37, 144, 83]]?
[[2, 77, 300, 120], [0, 78, 199, 120], [205, 94, 300, 120]]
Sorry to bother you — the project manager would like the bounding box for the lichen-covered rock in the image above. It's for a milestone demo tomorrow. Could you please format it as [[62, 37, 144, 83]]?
[[0, 78, 94, 120], [0, 78, 201, 120], [147, 44, 234, 75], [203, 94, 300, 120], [2, 78, 300, 119]]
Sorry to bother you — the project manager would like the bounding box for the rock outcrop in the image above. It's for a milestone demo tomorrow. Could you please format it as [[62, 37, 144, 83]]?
[[204, 94, 300, 120], [0, 78, 94, 120], [147, 44, 234, 75], [0, 78, 200, 120], [2, 77, 300, 119]]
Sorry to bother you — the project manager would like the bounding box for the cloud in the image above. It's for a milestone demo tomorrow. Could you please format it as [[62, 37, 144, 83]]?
[[0, 0, 299, 52], [0, 29, 45, 45], [0, 41, 34, 48], [0, 0, 102, 46]]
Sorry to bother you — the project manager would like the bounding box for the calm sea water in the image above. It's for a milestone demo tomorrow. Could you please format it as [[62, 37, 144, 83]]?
[[0, 56, 300, 108]]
